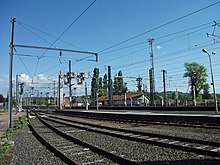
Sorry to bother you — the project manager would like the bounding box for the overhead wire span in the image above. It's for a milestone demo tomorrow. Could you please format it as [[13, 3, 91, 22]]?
[[38, 0, 97, 59], [111, 42, 219, 72], [33, 0, 97, 75], [38, 63, 63, 75], [17, 21, 83, 50], [14, 48, 32, 76], [18, 22, 57, 47], [116, 47, 220, 81], [81, 21, 218, 72], [98, 1, 220, 53], [100, 21, 215, 55]]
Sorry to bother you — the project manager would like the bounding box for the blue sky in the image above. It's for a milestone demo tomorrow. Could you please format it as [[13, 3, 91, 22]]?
[[0, 0, 220, 98]]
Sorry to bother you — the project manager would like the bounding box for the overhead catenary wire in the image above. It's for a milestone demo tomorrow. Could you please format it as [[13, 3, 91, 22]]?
[[38, 0, 97, 59], [110, 42, 219, 72], [18, 16, 218, 81], [120, 52, 220, 81], [14, 48, 32, 76], [81, 21, 219, 72], [17, 21, 83, 50], [98, 1, 220, 53], [12, 2, 220, 94], [18, 22, 57, 47], [33, 0, 97, 76], [100, 21, 216, 55]]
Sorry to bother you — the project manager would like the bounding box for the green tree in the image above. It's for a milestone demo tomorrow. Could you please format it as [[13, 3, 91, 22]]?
[[91, 68, 99, 105], [117, 71, 124, 95], [113, 74, 118, 95], [103, 73, 108, 96], [113, 71, 124, 95], [98, 77, 103, 97], [203, 83, 210, 99], [183, 62, 209, 99]]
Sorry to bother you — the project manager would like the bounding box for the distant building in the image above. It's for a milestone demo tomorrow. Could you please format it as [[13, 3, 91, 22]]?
[[63, 97, 83, 107], [99, 93, 149, 106]]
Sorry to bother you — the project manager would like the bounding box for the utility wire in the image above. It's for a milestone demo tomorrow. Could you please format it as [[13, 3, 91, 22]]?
[[100, 21, 215, 55], [34, 0, 97, 75], [99, 1, 220, 53], [117, 46, 220, 79], [81, 22, 218, 72], [18, 22, 56, 47], [38, 0, 97, 59], [17, 21, 83, 50], [14, 48, 32, 76], [111, 42, 219, 71], [113, 44, 218, 70]]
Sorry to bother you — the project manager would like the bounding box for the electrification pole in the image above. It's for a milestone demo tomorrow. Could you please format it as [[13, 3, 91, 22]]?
[[108, 66, 113, 106], [58, 71, 64, 110], [162, 70, 167, 106], [148, 37, 155, 106], [16, 75, 19, 114], [85, 81, 88, 110], [96, 78, 99, 110], [191, 73, 197, 106], [69, 60, 72, 108], [8, 17, 16, 128], [53, 80, 56, 106]]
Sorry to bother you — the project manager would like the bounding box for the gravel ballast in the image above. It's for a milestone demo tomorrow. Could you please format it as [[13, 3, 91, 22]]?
[[51, 115, 220, 142], [1, 114, 220, 165], [60, 126, 220, 164], [8, 126, 66, 165], [44, 116, 220, 164]]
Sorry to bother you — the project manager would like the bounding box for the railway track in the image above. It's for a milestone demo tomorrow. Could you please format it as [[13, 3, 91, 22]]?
[[33, 108, 220, 128], [53, 112, 220, 129], [37, 112, 220, 159], [28, 113, 137, 165]]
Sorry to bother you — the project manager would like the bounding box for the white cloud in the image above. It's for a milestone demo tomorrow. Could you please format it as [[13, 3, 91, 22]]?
[[36, 74, 52, 84], [19, 74, 32, 84], [156, 45, 162, 50], [18, 74, 55, 86]]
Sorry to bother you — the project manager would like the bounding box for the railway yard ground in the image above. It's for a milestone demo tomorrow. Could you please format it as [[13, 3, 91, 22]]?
[[0, 109, 220, 164], [0, 110, 26, 164]]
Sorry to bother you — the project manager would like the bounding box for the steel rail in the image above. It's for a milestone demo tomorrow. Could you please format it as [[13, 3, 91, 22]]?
[[43, 114, 220, 158], [55, 109, 220, 126], [49, 115, 220, 146], [28, 117, 78, 165], [54, 111, 220, 129], [34, 113, 138, 165]]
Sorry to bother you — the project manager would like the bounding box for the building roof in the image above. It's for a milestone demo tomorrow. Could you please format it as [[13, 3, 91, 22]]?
[[99, 93, 143, 101]]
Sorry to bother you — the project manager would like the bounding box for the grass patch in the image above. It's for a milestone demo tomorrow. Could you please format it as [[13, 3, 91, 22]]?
[[0, 116, 28, 156], [0, 109, 7, 113], [0, 143, 10, 155]]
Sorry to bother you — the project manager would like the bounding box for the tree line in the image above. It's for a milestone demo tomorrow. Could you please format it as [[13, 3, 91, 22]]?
[[90, 61, 219, 105]]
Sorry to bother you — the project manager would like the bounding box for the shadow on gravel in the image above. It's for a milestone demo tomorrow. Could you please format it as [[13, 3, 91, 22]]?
[[140, 159, 220, 165]]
